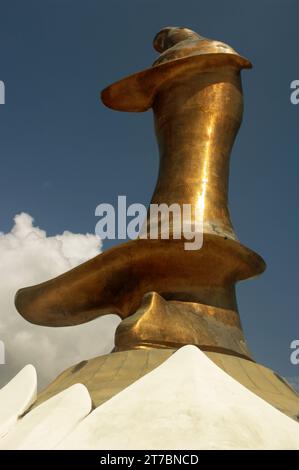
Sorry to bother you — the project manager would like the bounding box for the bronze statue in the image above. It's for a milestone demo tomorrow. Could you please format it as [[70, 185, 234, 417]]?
[[15, 27, 299, 418]]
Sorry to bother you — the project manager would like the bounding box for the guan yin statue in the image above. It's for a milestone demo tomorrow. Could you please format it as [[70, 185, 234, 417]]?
[[15, 27, 299, 419]]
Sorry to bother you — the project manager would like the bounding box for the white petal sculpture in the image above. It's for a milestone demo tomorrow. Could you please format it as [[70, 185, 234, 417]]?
[[1, 346, 299, 450], [58, 346, 299, 450], [0, 364, 36, 438], [0, 383, 91, 450]]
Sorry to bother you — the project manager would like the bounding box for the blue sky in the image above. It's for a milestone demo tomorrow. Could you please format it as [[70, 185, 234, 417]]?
[[0, 0, 299, 380]]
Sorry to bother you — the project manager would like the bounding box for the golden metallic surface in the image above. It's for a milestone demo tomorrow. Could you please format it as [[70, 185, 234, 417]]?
[[101, 26, 251, 112], [33, 348, 299, 421], [14, 28, 299, 419], [15, 26, 265, 359], [150, 65, 243, 241], [152, 27, 243, 66], [15, 237, 264, 326], [115, 292, 252, 359]]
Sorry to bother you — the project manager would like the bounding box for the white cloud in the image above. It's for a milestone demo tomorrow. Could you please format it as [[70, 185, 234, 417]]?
[[0, 213, 120, 390]]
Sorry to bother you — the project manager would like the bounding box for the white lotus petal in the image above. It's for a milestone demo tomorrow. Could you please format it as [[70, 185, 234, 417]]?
[[0, 383, 92, 449], [0, 364, 37, 438], [58, 346, 299, 450]]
